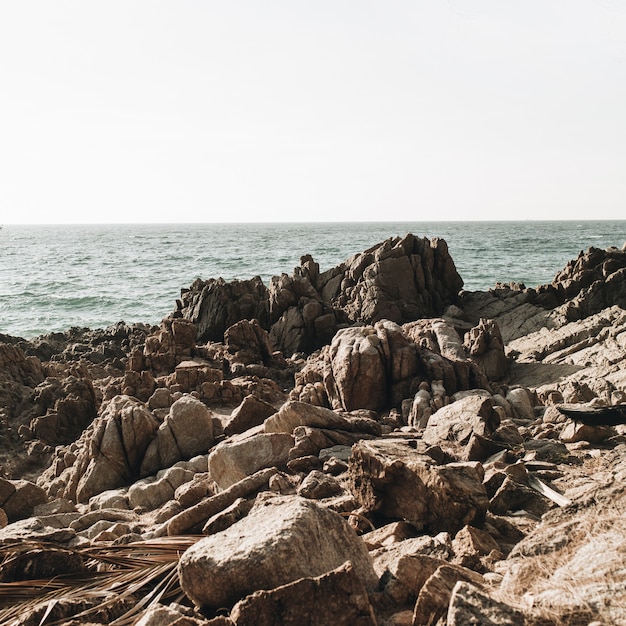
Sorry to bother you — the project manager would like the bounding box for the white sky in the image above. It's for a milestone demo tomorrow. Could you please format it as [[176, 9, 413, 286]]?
[[1, 1, 625, 224]]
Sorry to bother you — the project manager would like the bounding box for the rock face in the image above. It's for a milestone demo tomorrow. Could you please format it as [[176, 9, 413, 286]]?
[[175, 277, 270, 344], [178, 494, 379, 610], [175, 234, 464, 354]]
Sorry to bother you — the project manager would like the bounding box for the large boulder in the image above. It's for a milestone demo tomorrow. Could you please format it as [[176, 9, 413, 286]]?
[[178, 494, 378, 610]]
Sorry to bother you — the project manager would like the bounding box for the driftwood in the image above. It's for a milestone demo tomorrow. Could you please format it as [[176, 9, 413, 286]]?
[[557, 404, 626, 427]]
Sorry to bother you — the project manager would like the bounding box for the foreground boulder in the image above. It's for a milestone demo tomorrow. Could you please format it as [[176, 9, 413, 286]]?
[[178, 493, 378, 610]]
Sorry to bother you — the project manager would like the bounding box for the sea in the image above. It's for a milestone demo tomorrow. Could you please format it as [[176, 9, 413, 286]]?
[[1, 221, 625, 340]]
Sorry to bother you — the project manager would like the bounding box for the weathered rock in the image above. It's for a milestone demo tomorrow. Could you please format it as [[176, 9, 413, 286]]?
[[134, 604, 209, 626], [141, 395, 214, 476], [178, 494, 378, 610], [411, 564, 484, 626], [224, 395, 277, 437], [208, 431, 294, 490], [0, 479, 48, 523], [264, 400, 382, 436], [0, 517, 77, 545], [297, 470, 343, 499], [176, 277, 270, 344], [141, 318, 198, 375], [167, 466, 277, 536], [451, 525, 501, 571], [447, 581, 526, 626], [423, 395, 501, 448], [225, 318, 275, 365], [229, 562, 377, 626], [463, 318, 508, 380], [202, 497, 255, 535], [349, 439, 488, 532], [30, 375, 98, 445]]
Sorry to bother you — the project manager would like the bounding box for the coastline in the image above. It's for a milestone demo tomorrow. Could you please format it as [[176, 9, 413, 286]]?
[[1, 233, 626, 624]]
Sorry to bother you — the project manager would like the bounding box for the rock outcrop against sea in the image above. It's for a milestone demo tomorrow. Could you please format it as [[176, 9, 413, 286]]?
[[1, 235, 626, 625]]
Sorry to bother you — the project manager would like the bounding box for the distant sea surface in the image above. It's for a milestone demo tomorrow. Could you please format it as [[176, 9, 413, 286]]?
[[1, 221, 625, 339]]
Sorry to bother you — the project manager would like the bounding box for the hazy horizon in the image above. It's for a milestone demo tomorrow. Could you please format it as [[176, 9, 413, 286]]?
[[1, 1, 625, 225]]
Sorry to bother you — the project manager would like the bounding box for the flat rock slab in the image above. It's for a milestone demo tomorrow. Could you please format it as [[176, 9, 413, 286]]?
[[349, 439, 488, 533], [178, 493, 378, 610]]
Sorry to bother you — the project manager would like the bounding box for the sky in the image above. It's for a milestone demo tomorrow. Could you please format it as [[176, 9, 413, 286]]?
[[1, 1, 625, 224]]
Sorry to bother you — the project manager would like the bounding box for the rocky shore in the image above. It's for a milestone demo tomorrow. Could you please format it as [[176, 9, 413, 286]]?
[[1, 233, 626, 625]]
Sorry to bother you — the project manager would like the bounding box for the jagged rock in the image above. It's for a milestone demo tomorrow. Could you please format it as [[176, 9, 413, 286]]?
[[447, 581, 526, 626], [40, 395, 160, 503], [208, 431, 294, 490], [349, 439, 488, 532], [142, 318, 198, 375], [178, 494, 378, 610], [225, 319, 275, 365], [224, 395, 277, 437], [451, 525, 501, 571], [30, 375, 98, 445], [463, 318, 508, 380], [229, 562, 377, 626], [327, 234, 463, 324], [422, 395, 501, 448], [176, 277, 270, 344], [324, 325, 392, 412], [176, 235, 463, 354]]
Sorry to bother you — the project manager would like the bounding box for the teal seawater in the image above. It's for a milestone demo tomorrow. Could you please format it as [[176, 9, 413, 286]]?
[[1, 221, 625, 339]]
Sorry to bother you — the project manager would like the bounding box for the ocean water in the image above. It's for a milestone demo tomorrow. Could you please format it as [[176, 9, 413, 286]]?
[[1, 221, 625, 340]]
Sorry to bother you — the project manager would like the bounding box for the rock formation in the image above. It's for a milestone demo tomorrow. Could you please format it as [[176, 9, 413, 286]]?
[[0, 235, 625, 625]]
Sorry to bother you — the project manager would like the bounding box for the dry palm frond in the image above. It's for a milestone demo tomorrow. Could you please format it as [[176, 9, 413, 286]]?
[[0, 536, 202, 626]]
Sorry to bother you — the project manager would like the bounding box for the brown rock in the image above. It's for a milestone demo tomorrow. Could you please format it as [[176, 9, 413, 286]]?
[[411, 564, 484, 626], [230, 562, 377, 626], [423, 394, 501, 448], [349, 439, 488, 532], [224, 395, 277, 437], [178, 494, 378, 610], [447, 581, 526, 626], [208, 431, 294, 490]]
